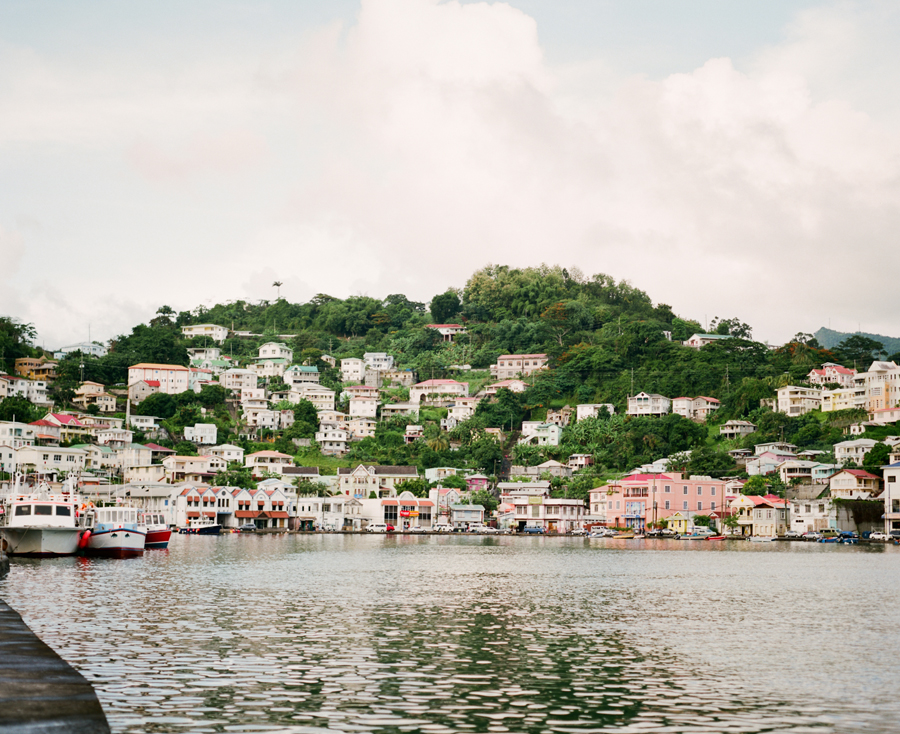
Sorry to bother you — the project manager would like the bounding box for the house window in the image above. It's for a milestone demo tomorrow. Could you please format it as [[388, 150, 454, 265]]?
[[711, 502, 716, 511], [697, 487, 703, 495], [697, 502, 702, 511], [683, 487, 688, 494], [683, 501, 688, 510], [665, 501, 670, 510], [665, 485, 671, 493]]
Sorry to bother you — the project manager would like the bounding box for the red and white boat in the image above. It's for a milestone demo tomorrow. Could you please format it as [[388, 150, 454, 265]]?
[[83, 506, 146, 557], [139, 511, 172, 549]]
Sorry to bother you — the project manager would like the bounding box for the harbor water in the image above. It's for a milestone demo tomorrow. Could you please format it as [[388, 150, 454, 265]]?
[[2, 534, 900, 734]]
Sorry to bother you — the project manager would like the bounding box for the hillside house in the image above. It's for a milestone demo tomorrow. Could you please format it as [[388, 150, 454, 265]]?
[[627, 392, 671, 417], [410, 379, 468, 405], [181, 324, 228, 342], [427, 324, 467, 342], [776, 386, 823, 416], [490, 354, 549, 380], [683, 333, 733, 349], [128, 364, 190, 395], [576, 404, 616, 421], [720, 420, 756, 439], [807, 363, 858, 388]]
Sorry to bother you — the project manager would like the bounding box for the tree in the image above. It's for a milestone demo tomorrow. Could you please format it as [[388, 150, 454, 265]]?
[[710, 317, 752, 339], [741, 475, 769, 496], [429, 290, 462, 324], [397, 478, 431, 497], [439, 474, 468, 490], [834, 335, 886, 367], [469, 489, 498, 514], [0, 317, 37, 373], [0, 396, 41, 423], [863, 443, 892, 474], [291, 399, 318, 426], [134, 392, 177, 419], [685, 446, 737, 477]]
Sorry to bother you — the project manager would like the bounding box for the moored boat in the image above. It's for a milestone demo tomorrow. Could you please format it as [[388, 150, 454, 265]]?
[[178, 515, 221, 535], [0, 482, 84, 557], [139, 511, 172, 549], [83, 507, 146, 557], [705, 535, 726, 541], [749, 536, 776, 542]]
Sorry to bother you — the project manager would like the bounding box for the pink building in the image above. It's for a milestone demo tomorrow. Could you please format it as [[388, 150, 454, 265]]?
[[466, 474, 490, 492], [807, 363, 857, 388], [589, 472, 729, 530]]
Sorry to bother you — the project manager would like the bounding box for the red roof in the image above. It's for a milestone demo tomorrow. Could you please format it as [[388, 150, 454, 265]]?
[[29, 420, 57, 427], [620, 473, 673, 482], [415, 379, 464, 386], [427, 324, 464, 328], [498, 353, 547, 360], [266, 511, 289, 519], [49, 413, 84, 426], [381, 499, 398, 506], [142, 380, 161, 387], [143, 443, 174, 452], [842, 469, 881, 480]]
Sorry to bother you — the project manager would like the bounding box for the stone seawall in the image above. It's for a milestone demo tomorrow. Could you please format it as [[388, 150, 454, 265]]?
[[0, 599, 111, 734]]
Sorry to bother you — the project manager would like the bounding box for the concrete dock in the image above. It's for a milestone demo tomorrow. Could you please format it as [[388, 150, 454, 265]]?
[[0, 599, 111, 734]]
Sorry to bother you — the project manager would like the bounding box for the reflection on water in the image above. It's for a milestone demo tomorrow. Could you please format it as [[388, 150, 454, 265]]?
[[2, 535, 900, 733]]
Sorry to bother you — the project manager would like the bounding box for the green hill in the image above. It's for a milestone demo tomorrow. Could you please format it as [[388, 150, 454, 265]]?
[[813, 327, 900, 355]]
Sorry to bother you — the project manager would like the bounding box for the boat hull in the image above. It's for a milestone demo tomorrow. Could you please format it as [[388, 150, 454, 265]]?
[[144, 528, 172, 549], [86, 528, 146, 557], [0, 527, 83, 557]]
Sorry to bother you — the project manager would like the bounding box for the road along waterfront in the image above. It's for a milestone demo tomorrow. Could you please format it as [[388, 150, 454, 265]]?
[[2, 534, 900, 734]]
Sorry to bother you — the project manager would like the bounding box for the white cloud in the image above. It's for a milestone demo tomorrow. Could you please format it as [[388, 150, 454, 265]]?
[[1, 0, 899, 347]]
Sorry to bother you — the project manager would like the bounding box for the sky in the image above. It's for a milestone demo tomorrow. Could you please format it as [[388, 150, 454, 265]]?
[[2, 0, 899, 349]]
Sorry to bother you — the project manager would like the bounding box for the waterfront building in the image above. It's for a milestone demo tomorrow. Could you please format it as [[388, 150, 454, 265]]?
[[591, 473, 728, 530], [729, 495, 789, 537], [231, 486, 290, 530], [450, 504, 485, 529], [358, 490, 434, 530], [337, 465, 419, 498]]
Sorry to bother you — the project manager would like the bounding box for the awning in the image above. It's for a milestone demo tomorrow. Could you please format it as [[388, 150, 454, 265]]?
[[203, 511, 215, 518], [381, 500, 398, 506], [187, 511, 200, 518], [417, 500, 434, 507], [267, 511, 289, 519], [235, 511, 258, 518]]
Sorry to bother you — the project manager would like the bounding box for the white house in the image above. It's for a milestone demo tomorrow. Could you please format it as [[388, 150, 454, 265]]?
[[181, 324, 228, 342], [719, 420, 756, 439], [829, 469, 881, 498], [15, 446, 86, 475], [289, 385, 336, 412], [340, 358, 366, 384], [363, 352, 394, 372], [258, 342, 293, 361], [834, 438, 879, 465], [518, 422, 562, 447], [576, 404, 616, 421], [349, 395, 379, 419], [284, 365, 320, 387], [53, 341, 108, 359], [882, 461, 900, 534], [208, 443, 245, 464], [221, 368, 258, 391], [346, 418, 376, 440], [776, 385, 823, 416], [410, 379, 469, 405], [337, 465, 419, 498], [426, 324, 467, 342], [861, 361, 900, 413], [315, 426, 349, 455], [627, 392, 671, 417], [490, 354, 549, 380], [380, 402, 419, 419], [672, 396, 720, 421], [0, 421, 36, 449], [245, 450, 294, 476], [184, 423, 218, 445], [684, 333, 733, 349], [128, 363, 191, 395]]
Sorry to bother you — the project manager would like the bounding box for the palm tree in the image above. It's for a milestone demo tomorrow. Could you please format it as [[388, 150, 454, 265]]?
[[427, 433, 450, 453], [273, 281, 283, 299]]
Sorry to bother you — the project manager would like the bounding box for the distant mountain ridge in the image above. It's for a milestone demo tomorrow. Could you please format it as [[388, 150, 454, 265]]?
[[814, 327, 900, 355]]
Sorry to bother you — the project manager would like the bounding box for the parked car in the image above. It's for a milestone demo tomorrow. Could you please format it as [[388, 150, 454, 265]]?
[[660, 528, 677, 536], [568, 528, 588, 536], [802, 531, 821, 541], [521, 526, 544, 534], [366, 523, 391, 533], [481, 526, 502, 534], [784, 530, 802, 539], [238, 523, 256, 532], [407, 526, 426, 533], [467, 524, 488, 533], [433, 524, 453, 533], [839, 530, 859, 539], [869, 532, 890, 541], [890, 530, 900, 541], [819, 529, 841, 539]]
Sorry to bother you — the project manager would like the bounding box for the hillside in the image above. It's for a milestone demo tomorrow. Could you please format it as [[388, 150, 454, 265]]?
[[813, 327, 900, 355]]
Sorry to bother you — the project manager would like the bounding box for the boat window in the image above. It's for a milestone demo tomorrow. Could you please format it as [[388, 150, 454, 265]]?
[[56, 505, 72, 516], [15, 505, 32, 516], [35, 505, 53, 516]]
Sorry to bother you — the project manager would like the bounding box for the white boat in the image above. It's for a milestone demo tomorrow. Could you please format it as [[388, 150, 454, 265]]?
[[83, 506, 146, 557], [139, 511, 172, 549], [749, 536, 776, 542], [0, 479, 84, 557]]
